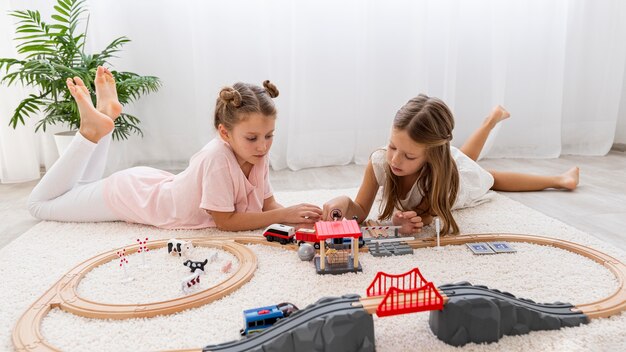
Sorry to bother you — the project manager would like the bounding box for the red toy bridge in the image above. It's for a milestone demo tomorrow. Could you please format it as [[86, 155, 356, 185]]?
[[365, 268, 443, 317]]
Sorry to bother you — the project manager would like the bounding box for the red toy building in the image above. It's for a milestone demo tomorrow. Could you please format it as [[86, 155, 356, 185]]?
[[314, 219, 363, 275]]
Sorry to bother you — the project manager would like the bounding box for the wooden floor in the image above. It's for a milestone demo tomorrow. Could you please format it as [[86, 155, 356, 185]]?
[[1, 151, 625, 251], [479, 151, 626, 251]]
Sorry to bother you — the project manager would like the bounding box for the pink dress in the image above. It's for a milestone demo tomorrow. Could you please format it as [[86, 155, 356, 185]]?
[[103, 137, 273, 229]]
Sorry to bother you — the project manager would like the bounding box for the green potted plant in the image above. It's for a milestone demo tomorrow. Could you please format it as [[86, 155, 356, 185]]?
[[0, 0, 161, 153]]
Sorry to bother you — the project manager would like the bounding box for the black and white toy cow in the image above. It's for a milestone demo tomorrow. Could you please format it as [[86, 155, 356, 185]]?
[[183, 259, 208, 273], [167, 239, 193, 257]]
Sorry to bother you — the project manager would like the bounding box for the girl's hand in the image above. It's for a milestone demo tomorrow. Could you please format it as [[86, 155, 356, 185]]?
[[392, 211, 424, 235], [322, 196, 351, 221], [282, 203, 322, 224]]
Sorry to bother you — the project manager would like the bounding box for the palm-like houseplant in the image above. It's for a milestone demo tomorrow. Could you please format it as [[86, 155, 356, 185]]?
[[0, 0, 161, 140]]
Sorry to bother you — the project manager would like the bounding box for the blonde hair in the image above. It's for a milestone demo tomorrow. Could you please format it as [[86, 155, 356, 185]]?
[[379, 94, 460, 235], [214, 80, 279, 130]]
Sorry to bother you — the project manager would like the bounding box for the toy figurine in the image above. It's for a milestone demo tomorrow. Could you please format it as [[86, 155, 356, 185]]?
[[167, 239, 193, 257], [221, 261, 232, 273], [181, 270, 203, 293], [183, 259, 208, 273]]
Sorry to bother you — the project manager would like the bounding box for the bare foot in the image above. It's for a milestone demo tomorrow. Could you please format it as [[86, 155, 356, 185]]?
[[67, 76, 114, 143], [94, 66, 122, 121], [557, 167, 580, 190], [487, 105, 511, 127]]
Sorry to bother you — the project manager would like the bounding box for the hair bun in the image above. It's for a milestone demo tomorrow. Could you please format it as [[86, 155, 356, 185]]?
[[263, 80, 279, 98], [219, 87, 242, 107]]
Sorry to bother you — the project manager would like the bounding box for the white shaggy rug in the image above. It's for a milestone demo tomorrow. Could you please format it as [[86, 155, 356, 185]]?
[[1, 189, 625, 352]]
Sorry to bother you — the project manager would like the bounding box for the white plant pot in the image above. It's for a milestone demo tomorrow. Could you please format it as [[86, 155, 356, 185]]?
[[53, 130, 77, 156]]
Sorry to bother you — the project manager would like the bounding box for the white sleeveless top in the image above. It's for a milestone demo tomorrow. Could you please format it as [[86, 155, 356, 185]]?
[[370, 147, 494, 211]]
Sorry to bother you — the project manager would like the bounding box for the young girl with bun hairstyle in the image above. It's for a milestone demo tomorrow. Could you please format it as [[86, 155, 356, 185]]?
[[28, 69, 322, 230]]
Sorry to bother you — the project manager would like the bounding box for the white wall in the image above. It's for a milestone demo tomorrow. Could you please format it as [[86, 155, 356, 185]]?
[[616, 68, 626, 145], [2, 0, 626, 183]]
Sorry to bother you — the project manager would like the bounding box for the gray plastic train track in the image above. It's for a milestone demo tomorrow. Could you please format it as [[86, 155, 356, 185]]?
[[204, 282, 591, 350], [203, 294, 374, 352], [429, 282, 589, 346]]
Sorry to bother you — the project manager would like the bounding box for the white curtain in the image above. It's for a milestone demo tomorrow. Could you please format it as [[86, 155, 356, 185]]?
[[1, 0, 626, 183]]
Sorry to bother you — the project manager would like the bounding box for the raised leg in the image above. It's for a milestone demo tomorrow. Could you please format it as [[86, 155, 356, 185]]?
[[28, 75, 115, 220], [66, 75, 115, 144], [80, 66, 123, 183], [95, 66, 122, 121], [460, 105, 510, 161]]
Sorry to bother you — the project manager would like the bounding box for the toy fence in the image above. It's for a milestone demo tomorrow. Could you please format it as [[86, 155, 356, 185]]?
[[361, 223, 401, 238]]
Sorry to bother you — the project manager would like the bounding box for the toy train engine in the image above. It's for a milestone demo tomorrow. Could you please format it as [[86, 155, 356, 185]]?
[[262, 224, 295, 245], [240, 302, 299, 336]]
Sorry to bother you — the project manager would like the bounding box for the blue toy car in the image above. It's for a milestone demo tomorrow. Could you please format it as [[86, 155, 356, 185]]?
[[240, 302, 299, 336]]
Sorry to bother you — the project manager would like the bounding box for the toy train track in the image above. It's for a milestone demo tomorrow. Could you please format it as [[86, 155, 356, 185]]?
[[202, 281, 591, 352], [401, 233, 626, 319], [439, 283, 584, 317], [204, 295, 370, 351], [12, 238, 257, 351], [430, 282, 589, 346], [12, 233, 626, 351], [203, 262, 596, 351]]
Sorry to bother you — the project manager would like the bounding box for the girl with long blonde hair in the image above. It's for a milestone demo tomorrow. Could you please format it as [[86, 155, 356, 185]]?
[[323, 94, 579, 235]]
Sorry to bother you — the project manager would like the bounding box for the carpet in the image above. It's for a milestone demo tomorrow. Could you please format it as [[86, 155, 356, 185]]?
[[1, 189, 625, 352]]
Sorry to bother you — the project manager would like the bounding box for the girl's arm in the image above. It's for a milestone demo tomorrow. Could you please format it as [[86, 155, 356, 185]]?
[[323, 160, 379, 222], [262, 196, 283, 211], [392, 193, 434, 234], [353, 160, 381, 220], [208, 201, 321, 232], [208, 209, 287, 231]]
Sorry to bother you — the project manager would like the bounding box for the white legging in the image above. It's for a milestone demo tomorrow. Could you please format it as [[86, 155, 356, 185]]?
[[27, 131, 121, 222]]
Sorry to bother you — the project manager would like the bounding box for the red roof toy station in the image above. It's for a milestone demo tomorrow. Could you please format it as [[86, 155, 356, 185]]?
[[315, 219, 361, 240], [314, 219, 363, 275]]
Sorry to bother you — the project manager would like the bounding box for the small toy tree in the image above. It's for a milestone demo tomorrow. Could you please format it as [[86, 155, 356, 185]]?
[[136, 237, 149, 268], [116, 248, 134, 283]]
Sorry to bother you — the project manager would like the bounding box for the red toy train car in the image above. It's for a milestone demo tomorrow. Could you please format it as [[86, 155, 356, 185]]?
[[262, 223, 365, 248], [294, 228, 322, 249], [261, 224, 321, 247]]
